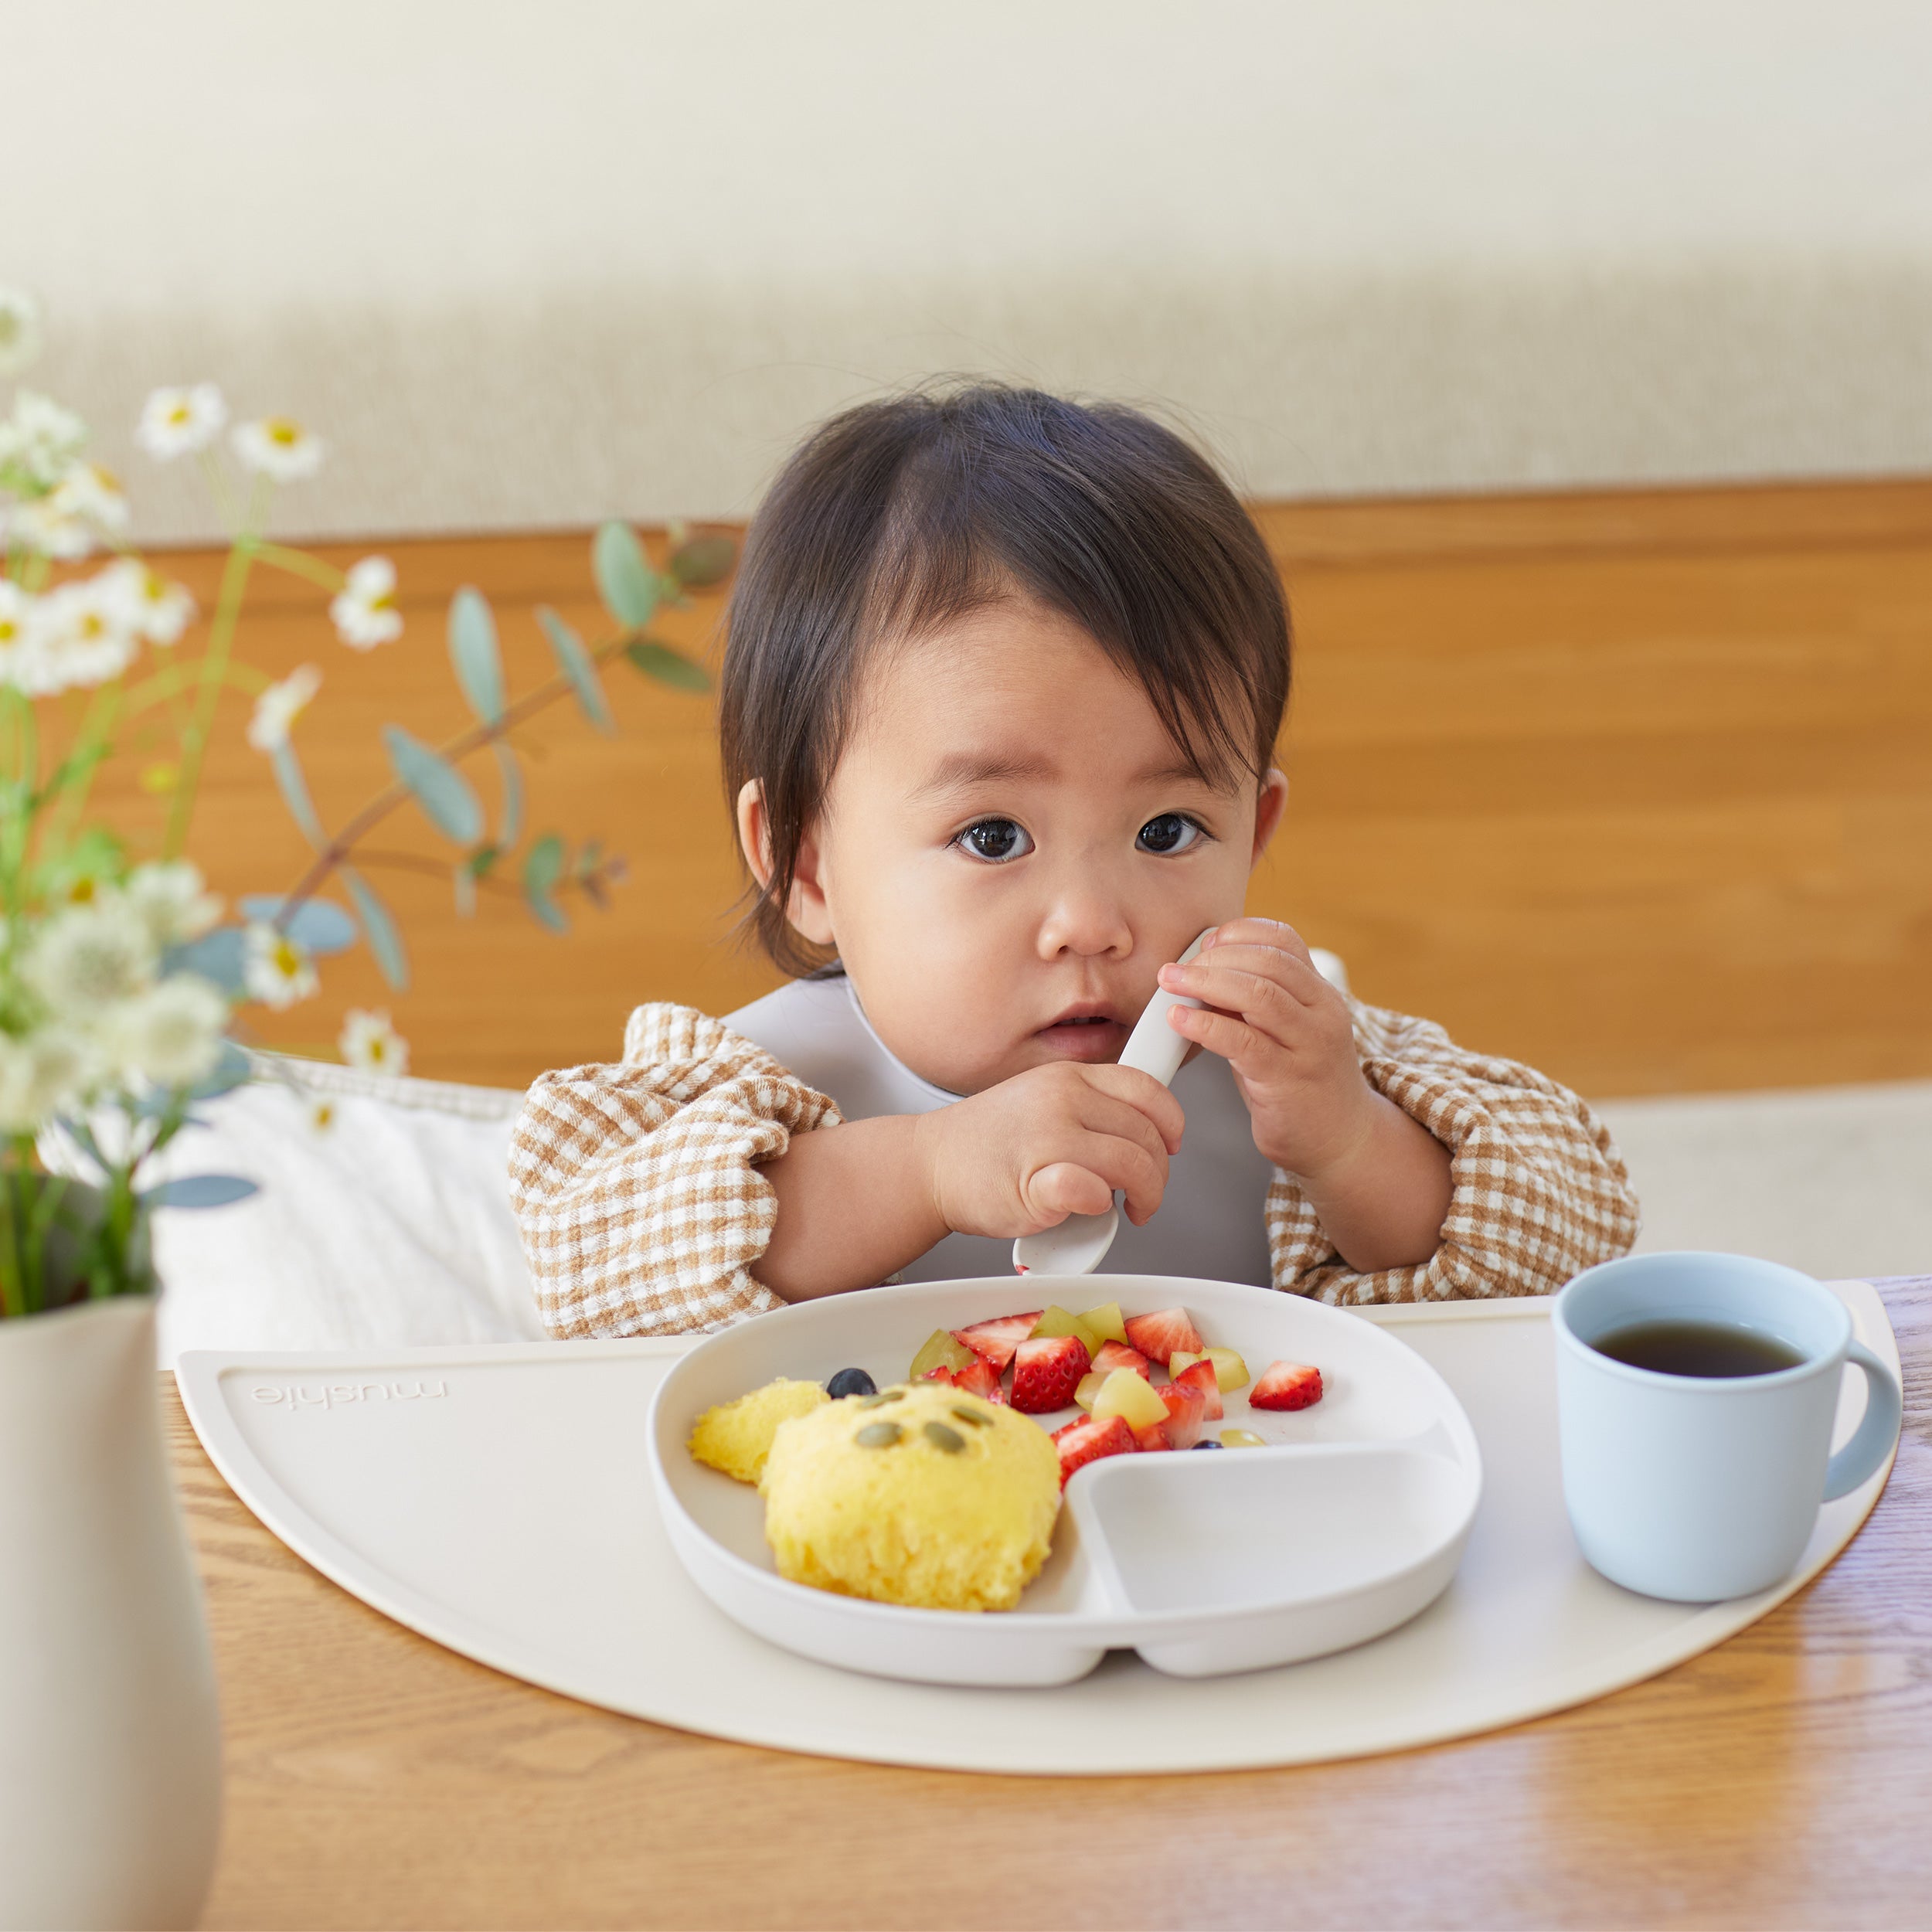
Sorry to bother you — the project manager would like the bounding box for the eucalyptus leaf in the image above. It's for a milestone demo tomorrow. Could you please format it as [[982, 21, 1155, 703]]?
[[668, 533, 736, 590], [189, 1041, 253, 1100], [493, 742, 524, 847], [163, 927, 245, 995], [537, 606, 615, 733], [623, 640, 709, 692], [383, 724, 485, 845], [593, 522, 660, 628], [342, 865, 410, 990], [270, 742, 325, 846], [522, 833, 569, 933], [448, 586, 505, 724], [141, 1174, 260, 1210], [237, 895, 358, 957]]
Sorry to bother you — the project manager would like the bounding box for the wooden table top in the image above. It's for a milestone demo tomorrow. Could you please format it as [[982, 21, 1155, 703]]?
[[169, 1278, 1932, 1930]]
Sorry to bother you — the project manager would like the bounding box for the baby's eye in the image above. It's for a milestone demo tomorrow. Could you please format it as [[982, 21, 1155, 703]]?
[[1136, 813, 1206, 855], [957, 818, 1033, 863]]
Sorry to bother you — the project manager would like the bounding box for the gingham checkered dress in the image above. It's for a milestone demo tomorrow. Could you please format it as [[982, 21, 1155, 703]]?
[[509, 998, 1639, 1339]]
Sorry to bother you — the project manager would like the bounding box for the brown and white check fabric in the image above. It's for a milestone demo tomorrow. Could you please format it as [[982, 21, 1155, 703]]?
[[1267, 1001, 1638, 1305], [510, 997, 1638, 1338]]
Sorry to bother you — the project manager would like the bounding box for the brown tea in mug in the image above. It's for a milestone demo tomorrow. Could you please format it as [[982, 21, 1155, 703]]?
[[1590, 1318, 1807, 1379]]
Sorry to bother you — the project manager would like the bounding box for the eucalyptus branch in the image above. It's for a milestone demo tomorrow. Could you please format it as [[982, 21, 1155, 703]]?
[[273, 628, 648, 924], [348, 845, 620, 901]]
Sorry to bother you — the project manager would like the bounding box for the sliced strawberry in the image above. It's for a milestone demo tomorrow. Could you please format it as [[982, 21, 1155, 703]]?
[[922, 1366, 954, 1385], [1172, 1356, 1223, 1422], [1156, 1379, 1206, 1449], [951, 1355, 1004, 1402], [1050, 1413, 1138, 1486], [1009, 1334, 1091, 1413], [1092, 1339, 1153, 1382], [1134, 1423, 1172, 1453], [951, 1311, 1043, 1370], [1122, 1308, 1203, 1366], [1250, 1360, 1324, 1411]]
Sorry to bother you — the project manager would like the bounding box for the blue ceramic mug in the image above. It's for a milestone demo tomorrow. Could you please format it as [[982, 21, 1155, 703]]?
[[1553, 1253, 1902, 1601]]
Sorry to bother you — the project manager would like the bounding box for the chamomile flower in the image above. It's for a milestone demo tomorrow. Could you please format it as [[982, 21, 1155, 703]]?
[[231, 415, 324, 482], [100, 557, 196, 645], [136, 383, 226, 461], [3, 461, 129, 561], [99, 975, 229, 1088], [246, 663, 322, 751], [328, 556, 402, 649], [124, 860, 223, 947], [23, 899, 158, 1014], [242, 922, 318, 1009], [338, 1007, 409, 1077], [0, 1028, 97, 1132], [0, 287, 42, 376], [10, 577, 141, 693], [0, 581, 31, 679], [0, 389, 85, 490]]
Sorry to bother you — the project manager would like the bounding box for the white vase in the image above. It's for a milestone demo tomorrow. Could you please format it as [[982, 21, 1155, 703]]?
[[0, 1296, 223, 1930]]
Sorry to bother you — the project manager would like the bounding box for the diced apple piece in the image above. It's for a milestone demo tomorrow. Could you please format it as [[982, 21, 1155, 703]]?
[[1091, 1366, 1169, 1432], [1219, 1427, 1267, 1448], [1077, 1301, 1129, 1348], [1169, 1349, 1203, 1376], [908, 1328, 977, 1381], [1031, 1304, 1106, 1362], [1075, 1370, 1108, 1412], [1205, 1346, 1249, 1392]]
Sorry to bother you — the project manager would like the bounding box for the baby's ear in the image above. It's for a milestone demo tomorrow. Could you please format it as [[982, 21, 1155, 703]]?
[[736, 779, 835, 946], [735, 779, 776, 889]]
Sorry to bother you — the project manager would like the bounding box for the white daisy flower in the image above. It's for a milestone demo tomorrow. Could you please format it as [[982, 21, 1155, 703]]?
[[0, 1027, 97, 1132], [0, 389, 85, 489], [246, 662, 322, 751], [0, 581, 31, 679], [97, 975, 229, 1089], [9, 577, 141, 694], [100, 557, 196, 645], [338, 1007, 409, 1077], [2, 461, 129, 561], [23, 899, 158, 1014], [231, 415, 324, 482], [328, 556, 402, 649], [242, 922, 318, 1009], [125, 860, 223, 947], [0, 287, 42, 376], [136, 383, 226, 461]]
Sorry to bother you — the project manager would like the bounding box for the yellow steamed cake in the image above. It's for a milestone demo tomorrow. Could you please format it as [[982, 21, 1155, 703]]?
[[758, 1380, 1060, 1612], [687, 1377, 828, 1485]]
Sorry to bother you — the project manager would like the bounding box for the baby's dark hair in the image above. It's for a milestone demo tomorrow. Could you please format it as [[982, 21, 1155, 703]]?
[[719, 383, 1291, 976]]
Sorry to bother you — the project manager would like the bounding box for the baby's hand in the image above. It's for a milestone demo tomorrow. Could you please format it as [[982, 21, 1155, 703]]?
[[916, 1063, 1185, 1240], [1158, 917, 1373, 1184]]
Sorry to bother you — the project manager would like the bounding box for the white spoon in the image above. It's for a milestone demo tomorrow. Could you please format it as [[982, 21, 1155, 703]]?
[[1012, 928, 1213, 1277]]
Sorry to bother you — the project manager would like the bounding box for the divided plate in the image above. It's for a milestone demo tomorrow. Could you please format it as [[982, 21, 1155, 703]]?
[[650, 1276, 1481, 1685]]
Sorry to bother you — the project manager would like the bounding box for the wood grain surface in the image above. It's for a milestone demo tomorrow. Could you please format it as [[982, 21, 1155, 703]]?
[[168, 1277, 1932, 1931], [104, 474, 1932, 1100]]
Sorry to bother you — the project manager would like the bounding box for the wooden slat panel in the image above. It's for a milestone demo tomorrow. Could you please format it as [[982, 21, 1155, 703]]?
[[97, 475, 1932, 1096]]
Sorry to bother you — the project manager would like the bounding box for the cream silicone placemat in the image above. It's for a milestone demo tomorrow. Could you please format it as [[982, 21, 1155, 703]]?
[[175, 1283, 1899, 1777]]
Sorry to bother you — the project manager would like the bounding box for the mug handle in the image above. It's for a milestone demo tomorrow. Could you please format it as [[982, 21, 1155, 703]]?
[[1821, 1340, 1904, 1503]]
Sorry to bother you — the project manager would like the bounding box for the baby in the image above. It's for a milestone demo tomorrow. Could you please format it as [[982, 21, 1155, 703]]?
[[512, 386, 1638, 1336]]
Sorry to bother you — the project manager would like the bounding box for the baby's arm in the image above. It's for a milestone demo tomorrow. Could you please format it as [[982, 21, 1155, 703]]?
[[755, 1062, 1184, 1301], [1159, 920, 1453, 1272]]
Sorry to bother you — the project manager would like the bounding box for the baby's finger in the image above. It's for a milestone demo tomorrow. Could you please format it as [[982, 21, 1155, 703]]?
[[1199, 917, 1315, 968], [1074, 1089, 1177, 1175], [1070, 1128, 1168, 1226], [1028, 1161, 1116, 1226], [1165, 998, 1283, 1080], [1074, 1063, 1186, 1152], [1164, 953, 1313, 1045]]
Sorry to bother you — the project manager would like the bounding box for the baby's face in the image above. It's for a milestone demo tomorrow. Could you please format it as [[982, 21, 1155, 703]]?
[[787, 598, 1285, 1095]]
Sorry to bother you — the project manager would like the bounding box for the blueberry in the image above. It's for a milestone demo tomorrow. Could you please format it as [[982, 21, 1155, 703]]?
[[827, 1366, 876, 1400], [1192, 1438, 1224, 1450]]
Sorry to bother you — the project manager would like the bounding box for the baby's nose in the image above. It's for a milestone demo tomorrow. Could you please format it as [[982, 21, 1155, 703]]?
[[1036, 884, 1132, 961]]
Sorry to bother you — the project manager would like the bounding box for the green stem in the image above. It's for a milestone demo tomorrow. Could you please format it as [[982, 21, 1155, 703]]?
[[41, 677, 124, 852], [274, 629, 640, 922], [252, 543, 346, 593], [123, 655, 272, 715], [164, 532, 258, 856]]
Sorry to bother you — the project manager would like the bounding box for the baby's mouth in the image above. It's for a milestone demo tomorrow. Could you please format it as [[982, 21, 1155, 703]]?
[[1033, 1009, 1131, 1062]]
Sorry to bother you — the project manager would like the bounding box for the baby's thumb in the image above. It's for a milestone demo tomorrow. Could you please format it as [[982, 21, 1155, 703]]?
[[1025, 1162, 1114, 1229]]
